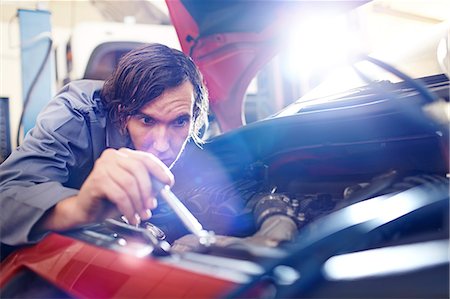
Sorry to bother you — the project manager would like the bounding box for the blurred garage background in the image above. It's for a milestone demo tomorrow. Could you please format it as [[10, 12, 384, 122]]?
[[0, 0, 449, 159]]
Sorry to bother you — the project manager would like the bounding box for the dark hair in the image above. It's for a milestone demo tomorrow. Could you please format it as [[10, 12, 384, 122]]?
[[101, 43, 208, 145]]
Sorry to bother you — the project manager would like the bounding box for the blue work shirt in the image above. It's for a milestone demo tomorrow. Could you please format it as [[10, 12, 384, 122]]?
[[0, 80, 132, 245]]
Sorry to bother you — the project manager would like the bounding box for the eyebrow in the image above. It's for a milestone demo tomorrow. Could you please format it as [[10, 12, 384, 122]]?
[[134, 112, 192, 122]]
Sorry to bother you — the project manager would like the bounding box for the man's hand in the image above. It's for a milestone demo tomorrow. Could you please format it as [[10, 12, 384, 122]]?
[[34, 148, 174, 233]]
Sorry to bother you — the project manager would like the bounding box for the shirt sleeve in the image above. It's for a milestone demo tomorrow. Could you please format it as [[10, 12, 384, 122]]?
[[0, 88, 96, 246]]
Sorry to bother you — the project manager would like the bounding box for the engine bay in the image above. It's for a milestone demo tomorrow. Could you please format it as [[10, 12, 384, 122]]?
[[61, 73, 449, 261]]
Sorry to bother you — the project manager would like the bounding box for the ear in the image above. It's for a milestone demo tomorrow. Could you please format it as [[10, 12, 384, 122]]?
[[120, 116, 131, 136]]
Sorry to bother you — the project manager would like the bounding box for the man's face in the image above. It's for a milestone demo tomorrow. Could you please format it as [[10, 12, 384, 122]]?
[[126, 81, 195, 168]]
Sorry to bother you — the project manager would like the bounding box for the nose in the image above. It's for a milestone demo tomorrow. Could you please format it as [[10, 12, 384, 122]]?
[[152, 126, 170, 153]]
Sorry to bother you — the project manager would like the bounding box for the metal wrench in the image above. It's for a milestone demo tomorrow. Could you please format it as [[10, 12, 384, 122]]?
[[152, 179, 215, 246]]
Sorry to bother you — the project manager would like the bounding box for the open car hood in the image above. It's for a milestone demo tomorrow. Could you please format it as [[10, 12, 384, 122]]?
[[166, 0, 369, 132]]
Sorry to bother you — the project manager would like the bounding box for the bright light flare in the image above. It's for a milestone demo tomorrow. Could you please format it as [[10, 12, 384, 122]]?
[[284, 15, 362, 81], [323, 240, 449, 280]]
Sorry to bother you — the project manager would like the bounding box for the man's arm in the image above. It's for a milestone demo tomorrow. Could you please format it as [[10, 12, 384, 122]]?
[[0, 95, 96, 245], [32, 148, 174, 234]]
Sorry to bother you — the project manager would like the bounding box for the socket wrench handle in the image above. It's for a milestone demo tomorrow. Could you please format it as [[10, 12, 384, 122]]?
[[152, 179, 214, 245]]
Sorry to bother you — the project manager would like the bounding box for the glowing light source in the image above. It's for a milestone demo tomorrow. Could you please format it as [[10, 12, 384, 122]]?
[[284, 15, 361, 81], [323, 240, 449, 280], [273, 265, 301, 285]]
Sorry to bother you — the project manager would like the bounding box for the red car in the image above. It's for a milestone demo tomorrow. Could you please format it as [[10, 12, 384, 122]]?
[[1, 1, 449, 298]]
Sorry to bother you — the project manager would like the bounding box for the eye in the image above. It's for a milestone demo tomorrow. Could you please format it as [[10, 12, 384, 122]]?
[[172, 116, 190, 128], [138, 116, 156, 126]]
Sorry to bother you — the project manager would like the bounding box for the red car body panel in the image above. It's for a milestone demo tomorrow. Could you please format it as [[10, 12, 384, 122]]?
[[166, 0, 288, 132], [0, 234, 234, 298]]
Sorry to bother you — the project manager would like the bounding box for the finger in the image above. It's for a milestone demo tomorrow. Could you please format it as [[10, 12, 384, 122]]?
[[118, 149, 171, 214], [115, 152, 155, 210], [119, 151, 156, 209], [120, 148, 174, 187], [105, 163, 148, 220], [144, 197, 158, 212], [99, 177, 139, 225], [87, 149, 145, 224]]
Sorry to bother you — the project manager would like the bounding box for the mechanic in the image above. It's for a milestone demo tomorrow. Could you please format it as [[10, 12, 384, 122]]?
[[0, 43, 209, 246]]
